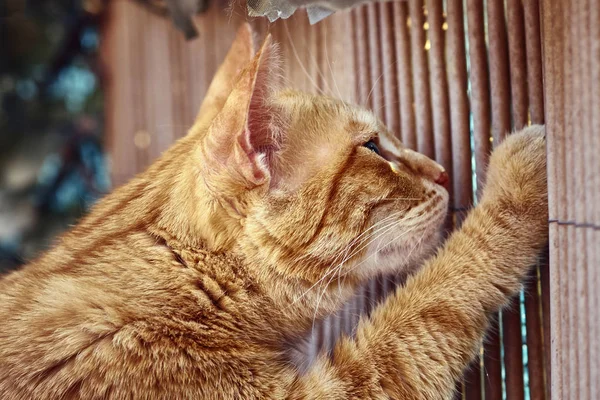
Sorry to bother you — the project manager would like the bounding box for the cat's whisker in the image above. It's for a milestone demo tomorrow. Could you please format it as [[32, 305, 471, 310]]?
[[327, 211, 402, 266], [371, 214, 429, 259], [373, 100, 402, 114], [283, 23, 327, 96], [313, 217, 406, 308], [294, 211, 400, 265], [308, 219, 398, 328], [330, 213, 405, 295], [397, 228, 429, 270], [311, 263, 344, 331], [365, 60, 399, 108], [304, 33, 334, 98], [372, 216, 416, 257], [291, 229, 389, 309], [290, 214, 403, 307], [341, 224, 420, 279], [323, 214, 404, 281], [321, 26, 343, 101]]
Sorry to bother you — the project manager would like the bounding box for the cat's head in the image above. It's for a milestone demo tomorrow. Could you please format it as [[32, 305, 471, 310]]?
[[168, 24, 448, 287]]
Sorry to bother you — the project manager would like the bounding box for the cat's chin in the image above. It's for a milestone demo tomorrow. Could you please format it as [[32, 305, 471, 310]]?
[[343, 179, 449, 282], [351, 218, 445, 282]]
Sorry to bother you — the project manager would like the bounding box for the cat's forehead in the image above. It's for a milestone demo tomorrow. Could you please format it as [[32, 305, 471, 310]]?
[[346, 107, 404, 156], [345, 108, 380, 139], [349, 107, 379, 129], [275, 90, 404, 153]]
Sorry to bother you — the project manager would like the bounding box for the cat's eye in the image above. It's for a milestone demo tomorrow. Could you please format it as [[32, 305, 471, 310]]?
[[363, 140, 380, 155]]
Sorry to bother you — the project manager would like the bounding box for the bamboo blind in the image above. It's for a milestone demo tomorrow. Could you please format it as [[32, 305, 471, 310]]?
[[101, 1, 557, 398], [542, 0, 600, 399]]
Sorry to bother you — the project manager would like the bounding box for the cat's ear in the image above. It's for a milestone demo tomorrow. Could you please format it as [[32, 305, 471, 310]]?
[[199, 35, 282, 194], [193, 23, 255, 127]]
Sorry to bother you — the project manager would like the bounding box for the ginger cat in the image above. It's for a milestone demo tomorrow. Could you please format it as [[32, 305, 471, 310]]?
[[0, 24, 548, 399]]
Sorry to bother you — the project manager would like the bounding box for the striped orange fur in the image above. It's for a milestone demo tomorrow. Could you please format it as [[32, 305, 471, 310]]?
[[0, 24, 548, 399]]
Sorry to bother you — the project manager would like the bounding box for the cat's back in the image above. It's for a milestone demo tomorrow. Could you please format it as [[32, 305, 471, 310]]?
[[0, 210, 290, 399]]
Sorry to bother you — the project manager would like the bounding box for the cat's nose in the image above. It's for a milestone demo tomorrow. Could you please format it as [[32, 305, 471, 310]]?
[[398, 148, 449, 188], [436, 170, 449, 186]]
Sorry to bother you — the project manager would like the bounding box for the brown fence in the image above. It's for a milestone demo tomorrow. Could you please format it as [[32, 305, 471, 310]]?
[[101, 0, 598, 398]]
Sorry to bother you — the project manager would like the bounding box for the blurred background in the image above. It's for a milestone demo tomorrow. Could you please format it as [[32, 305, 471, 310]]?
[[0, 0, 109, 273]]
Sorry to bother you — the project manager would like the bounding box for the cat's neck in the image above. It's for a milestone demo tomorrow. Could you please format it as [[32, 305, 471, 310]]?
[[259, 263, 357, 331], [164, 231, 357, 339]]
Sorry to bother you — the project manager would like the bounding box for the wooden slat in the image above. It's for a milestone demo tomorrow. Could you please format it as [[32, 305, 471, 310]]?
[[524, 0, 544, 124], [507, 0, 528, 129], [446, 0, 472, 233], [589, 0, 600, 396], [523, 269, 546, 400], [132, 5, 147, 171], [483, 326, 503, 400], [487, 0, 511, 144], [366, 4, 384, 117], [525, 265, 546, 400], [313, 22, 325, 91], [307, 12, 321, 93], [427, 0, 452, 179], [446, 0, 471, 228], [427, 0, 453, 235], [574, 1, 590, 398], [408, 0, 434, 158], [103, 0, 138, 186], [523, 2, 550, 399], [540, 0, 564, 398], [565, 0, 578, 395], [583, 0, 596, 396], [485, 1, 511, 399], [465, 0, 490, 199], [145, 8, 173, 162], [354, 7, 371, 105], [379, 2, 400, 136], [520, 11, 548, 398], [393, 2, 417, 149], [487, 0, 511, 143], [504, 1, 530, 398], [502, 301, 525, 400]]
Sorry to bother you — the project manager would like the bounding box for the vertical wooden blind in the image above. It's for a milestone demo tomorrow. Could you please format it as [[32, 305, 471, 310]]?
[[100, 0, 587, 398]]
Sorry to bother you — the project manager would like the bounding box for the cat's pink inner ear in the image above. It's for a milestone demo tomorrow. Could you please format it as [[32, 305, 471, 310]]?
[[202, 35, 283, 189]]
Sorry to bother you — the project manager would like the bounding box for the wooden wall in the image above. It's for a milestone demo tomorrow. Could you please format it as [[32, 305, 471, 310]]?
[[101, 1, 556, 398], [542, 0, 600, 399]]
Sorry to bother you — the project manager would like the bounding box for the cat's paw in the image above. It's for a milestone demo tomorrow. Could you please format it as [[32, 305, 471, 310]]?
[[481, 125, 548, 234]]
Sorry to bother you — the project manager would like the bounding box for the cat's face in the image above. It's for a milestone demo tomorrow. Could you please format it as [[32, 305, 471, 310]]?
[[190, 26, 448, 286], [242, 91, 448, 284]]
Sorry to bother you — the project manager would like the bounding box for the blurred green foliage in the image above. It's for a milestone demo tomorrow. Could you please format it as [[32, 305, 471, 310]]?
[[0, 0, 109, 271]]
